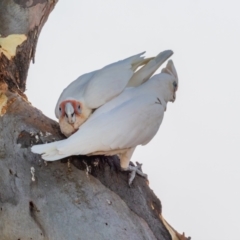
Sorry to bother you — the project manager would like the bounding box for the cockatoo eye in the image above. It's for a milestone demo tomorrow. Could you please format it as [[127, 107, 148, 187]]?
[[71, 113, 74, 117], [173, 81, 178, 91], [59, 107, 62, 111], [76, 105, 81, 114]]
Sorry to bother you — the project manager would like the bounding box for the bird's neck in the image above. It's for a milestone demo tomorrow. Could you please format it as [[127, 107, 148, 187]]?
[[144, 76, 172, 104], [156, 95, 167, 111]]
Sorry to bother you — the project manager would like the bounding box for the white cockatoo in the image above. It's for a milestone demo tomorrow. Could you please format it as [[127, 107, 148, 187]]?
[[55, 50, 173, 137], [32, 60, 178, 185]]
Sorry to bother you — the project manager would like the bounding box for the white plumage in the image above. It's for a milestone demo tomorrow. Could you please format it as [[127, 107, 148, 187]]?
[[55, 50, 173, 136], [32, 60, 178, 175]]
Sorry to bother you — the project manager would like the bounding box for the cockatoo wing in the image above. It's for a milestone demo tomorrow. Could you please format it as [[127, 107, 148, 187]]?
[[127, 50, 173, 87], [83, 50, 173, 108], [99, 96, 164, 149], [82, 52, 146, 109], [83, 50, 174, 121]]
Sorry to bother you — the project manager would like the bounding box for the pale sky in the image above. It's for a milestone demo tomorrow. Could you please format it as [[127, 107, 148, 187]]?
[[27, 1, 240, 239]]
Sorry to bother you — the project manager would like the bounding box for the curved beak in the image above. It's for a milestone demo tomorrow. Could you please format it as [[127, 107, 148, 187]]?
[[65, 102, 76, 124]]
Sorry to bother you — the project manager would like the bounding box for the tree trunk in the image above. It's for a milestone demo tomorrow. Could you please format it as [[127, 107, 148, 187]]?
[[0, 1, 190, 240]]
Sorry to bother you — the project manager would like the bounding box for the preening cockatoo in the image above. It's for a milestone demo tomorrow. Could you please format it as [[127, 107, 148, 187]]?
[[32, 60, 178, 185], [55, 50, 173, 137]]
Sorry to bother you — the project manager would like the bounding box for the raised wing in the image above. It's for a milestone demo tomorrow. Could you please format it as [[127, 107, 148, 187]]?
[[127, 50, 173, 87], [82, 52, 146, 109]]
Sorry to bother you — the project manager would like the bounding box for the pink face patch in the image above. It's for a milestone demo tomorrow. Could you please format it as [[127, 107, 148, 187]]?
[[59, 102, 66, 117], [71, 101, 82, 115], [59, 100, 82, 117]]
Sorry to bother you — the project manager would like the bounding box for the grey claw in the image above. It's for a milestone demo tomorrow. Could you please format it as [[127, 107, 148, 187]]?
[[127, 165, 148, 186], [128, 170, 136, 186]]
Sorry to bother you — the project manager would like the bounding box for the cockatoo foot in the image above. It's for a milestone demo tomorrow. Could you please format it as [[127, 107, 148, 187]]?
[[123, 162, 148, 186]]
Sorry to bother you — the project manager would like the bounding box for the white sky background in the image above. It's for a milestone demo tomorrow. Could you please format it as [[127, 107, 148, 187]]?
[[27, 1, 240, 239]]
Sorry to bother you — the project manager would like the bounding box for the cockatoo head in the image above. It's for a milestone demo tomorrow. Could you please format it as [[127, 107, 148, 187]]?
[[58, 99, 81, 124], [57, 98, 92, 137], [161, 60, 178, 102]]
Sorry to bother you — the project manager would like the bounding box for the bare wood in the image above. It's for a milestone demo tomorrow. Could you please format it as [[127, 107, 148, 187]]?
[[0, 0, 57, 92]]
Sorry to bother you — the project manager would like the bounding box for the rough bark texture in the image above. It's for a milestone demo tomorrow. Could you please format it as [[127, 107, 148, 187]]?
[[0, 1, 190, 240]]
